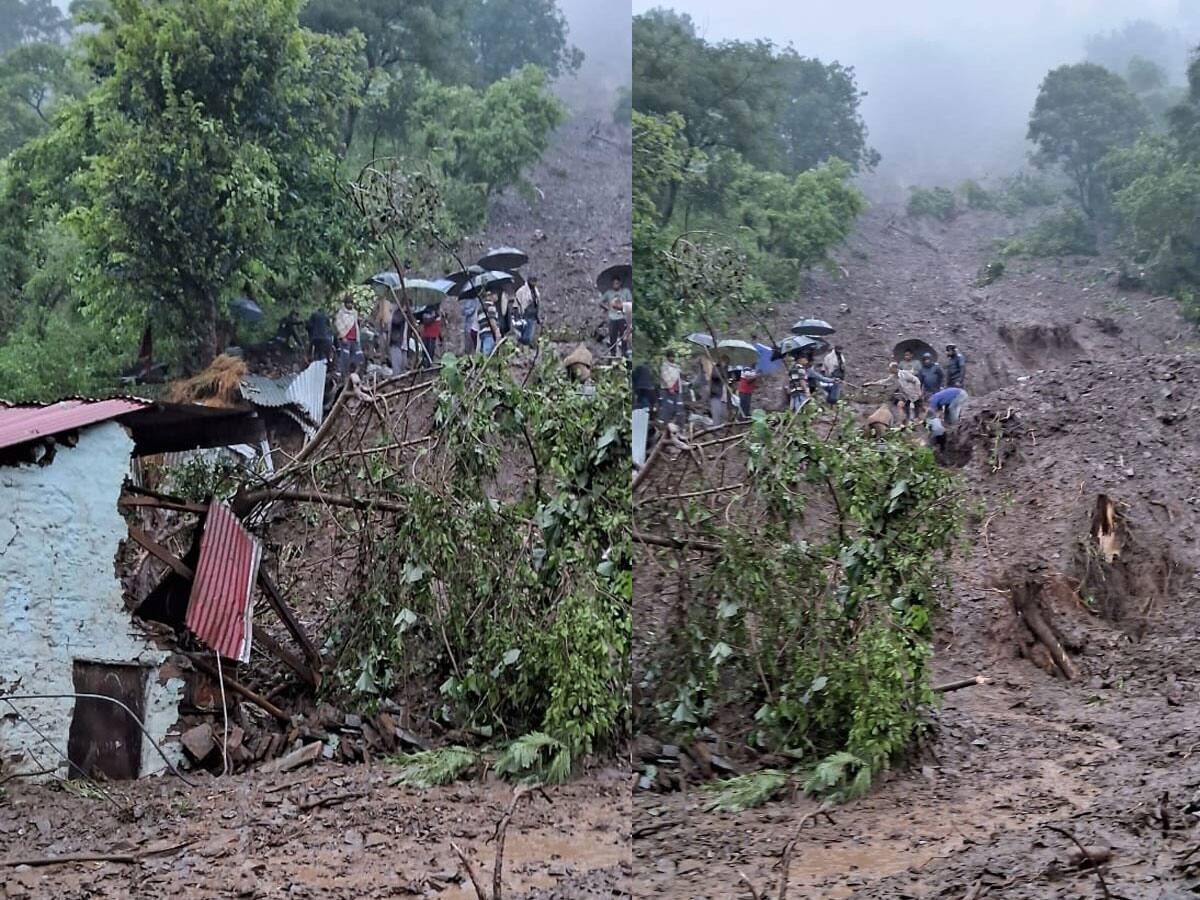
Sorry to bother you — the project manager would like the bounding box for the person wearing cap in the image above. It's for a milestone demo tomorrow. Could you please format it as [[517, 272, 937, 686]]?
[[917, 352, 945, 395], [945, 344, 967, 388], [514, 276, 541, 345]]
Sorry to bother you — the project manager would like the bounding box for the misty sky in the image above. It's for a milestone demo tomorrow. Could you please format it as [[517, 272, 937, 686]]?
[[634, 0, 1200, 191]]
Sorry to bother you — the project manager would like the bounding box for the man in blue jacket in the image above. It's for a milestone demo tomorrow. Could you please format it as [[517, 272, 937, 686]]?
[[929, 386, 968, 424]]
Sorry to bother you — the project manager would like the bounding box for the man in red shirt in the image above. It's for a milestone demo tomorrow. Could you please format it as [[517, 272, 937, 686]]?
[[737, 369, 757, 418], [419, 308, 442, 364]]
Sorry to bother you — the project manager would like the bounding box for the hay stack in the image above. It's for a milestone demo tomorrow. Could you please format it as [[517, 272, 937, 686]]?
[[164, 354, 248, 407]]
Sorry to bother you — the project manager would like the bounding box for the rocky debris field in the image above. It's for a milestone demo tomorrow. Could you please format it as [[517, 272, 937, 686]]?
[[634, 205, 1200, 898]]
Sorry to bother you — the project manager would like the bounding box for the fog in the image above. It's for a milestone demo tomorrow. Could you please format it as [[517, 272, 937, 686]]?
[[633, 0, 1200, 195], [557, 0, 632, 115]]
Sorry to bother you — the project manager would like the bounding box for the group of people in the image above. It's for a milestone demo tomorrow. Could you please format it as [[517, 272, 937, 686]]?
[[302, 275, 547, 381], [864, 344, 969, 446], [637, 334, 972, 453]]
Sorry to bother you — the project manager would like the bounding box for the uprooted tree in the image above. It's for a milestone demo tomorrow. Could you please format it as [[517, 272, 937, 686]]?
[[238, 342, 631, 781], [634, 409, 962, 804]]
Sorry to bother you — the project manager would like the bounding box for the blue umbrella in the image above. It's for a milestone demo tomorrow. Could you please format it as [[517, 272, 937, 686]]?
[[231, 296, 263, 323]]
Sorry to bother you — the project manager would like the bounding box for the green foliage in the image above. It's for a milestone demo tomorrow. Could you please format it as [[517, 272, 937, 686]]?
[[462, 0, 582, 86], [0, 0, 367, 375], [156, 454, 243, 504], [329, 347, 631, 775], [406, 65, 566, 216], [975, 260, 1005, 286], [0, 39, 83, 157], [1085, 20, 1188, 87], [1104, 134, 1200, 295], [632, 9, 876, 222], [906, 186, 957, 221], [998, 170, 1060, 215], [0, 303, 123, 400], [1027, 62, 1150, 219], [701, 770, 788, 812], [649, 414, 962, 795], [493, 732, 572, 784], [958, 179, 997, 211], [389, 746, 479, 788], [612, 84, 631, 125], [0, 0, 66, 55], [802, 751, 872, 801], [1001, 207, 1098, 258]]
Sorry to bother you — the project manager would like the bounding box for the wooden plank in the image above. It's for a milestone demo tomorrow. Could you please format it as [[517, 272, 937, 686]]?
[[185, 653, 290, 723], [127, 525, 194, 579], [258, 570, 323, 679], [252, 624, 318, 689]]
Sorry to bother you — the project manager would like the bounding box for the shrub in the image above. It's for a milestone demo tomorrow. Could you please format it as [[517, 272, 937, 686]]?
[[1001, 207, 1097, 258], [976, 260, 1006, 286], [998, 171, 1060, 215], [959, 179, 998, 210], [906, 186, 957, 221]]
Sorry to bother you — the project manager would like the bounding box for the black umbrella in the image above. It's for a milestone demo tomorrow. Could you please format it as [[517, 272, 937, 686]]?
[[445, 265, 487, 296], [772, 335, 821, 360], [458, 270, 514, 299], [790, 318, 835, 336], [597, 263, 632, 292], [894, 338, 937, 363], [478, 247, 528, 270]]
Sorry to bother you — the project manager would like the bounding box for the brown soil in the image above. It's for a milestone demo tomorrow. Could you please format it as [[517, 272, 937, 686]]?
[[634, 206, 1200, 898]]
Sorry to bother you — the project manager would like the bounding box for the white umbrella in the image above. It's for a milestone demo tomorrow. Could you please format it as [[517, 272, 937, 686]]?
[[715, 339, 759, 368], [686, 333, 715, 349]]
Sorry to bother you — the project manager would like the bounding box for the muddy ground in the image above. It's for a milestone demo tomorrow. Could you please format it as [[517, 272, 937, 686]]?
[[0, 113, 633, 898], [634, 206, 1200, 898]]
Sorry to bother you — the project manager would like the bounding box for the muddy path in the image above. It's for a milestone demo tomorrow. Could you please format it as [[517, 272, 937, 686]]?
[[0, 764, 629, 899], [634, 205, 1200, 898]]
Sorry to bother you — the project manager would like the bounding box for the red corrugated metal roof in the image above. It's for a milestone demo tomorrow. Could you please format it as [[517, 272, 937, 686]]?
[[186, 502, 261, 663], [0, 398, 150, 451]]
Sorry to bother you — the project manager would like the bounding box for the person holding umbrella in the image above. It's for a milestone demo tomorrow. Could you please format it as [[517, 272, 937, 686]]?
[[334, 294, 363, 377], [389, 303, 411, 373], [514, 275, 541, 345]]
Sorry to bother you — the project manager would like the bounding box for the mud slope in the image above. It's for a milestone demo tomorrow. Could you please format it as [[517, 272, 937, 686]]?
[[634, 206, 1200, 899]]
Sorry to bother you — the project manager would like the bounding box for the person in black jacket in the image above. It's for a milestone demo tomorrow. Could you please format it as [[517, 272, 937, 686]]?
[[945, 344, 967, 388], [917, 353, 945, 395], [632, 362, 656, 411]]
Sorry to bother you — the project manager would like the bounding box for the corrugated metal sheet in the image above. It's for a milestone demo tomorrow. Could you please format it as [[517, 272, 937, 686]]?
[[239, 360, 326, 434], [0, 398, 149, 452], [186, 501, 261, 663]]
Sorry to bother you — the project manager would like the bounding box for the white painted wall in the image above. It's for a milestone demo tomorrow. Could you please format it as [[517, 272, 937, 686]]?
[[0, 421, 184, 778]]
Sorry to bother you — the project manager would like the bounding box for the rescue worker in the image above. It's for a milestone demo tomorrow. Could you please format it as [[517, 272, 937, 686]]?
[[945, 344, 967, 388]]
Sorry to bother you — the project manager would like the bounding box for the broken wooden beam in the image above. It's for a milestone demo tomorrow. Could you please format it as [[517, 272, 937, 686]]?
[[260, 740, 322, 773], [633, 531, 722, 553], [185, 653, 290, 723], [252, 624, 318, 689], [933, 675, 992, 693], [119, 495, 209, 515], [258, 570, 323, 680], [126, 525, 194, 579]]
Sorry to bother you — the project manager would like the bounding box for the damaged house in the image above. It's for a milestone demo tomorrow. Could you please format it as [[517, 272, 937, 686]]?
[[0, 395, 317, 781]]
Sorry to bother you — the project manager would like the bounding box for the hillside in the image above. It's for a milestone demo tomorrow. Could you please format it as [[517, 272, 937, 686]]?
[[633, 205, 1200, 898]]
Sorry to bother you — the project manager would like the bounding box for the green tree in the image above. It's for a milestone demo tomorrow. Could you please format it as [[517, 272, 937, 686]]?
[[1028, 62, 1150, 220], [301, 0, 468, 147], [0, 0, 66, 55], [773, 51, 878, 174], [406, 65, 565, 220], [29, 0, 365, 368], [463, 0, 582, 85], [633, 9, 781, 221]]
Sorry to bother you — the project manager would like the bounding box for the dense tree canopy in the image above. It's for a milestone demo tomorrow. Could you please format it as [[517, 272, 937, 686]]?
[[1028, 63, 1150, 220]]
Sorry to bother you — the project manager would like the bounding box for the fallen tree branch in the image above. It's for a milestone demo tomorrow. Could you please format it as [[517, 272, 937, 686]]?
[[452, 842, 489, 900], [933, 675, 992, 693], [238, 488, 406, 515], [777, 802, 836, 899], [493, 784, 536, 900], [633, 530, 722, 553], [632, 436, 666, 493], [1, 839, 194, 868], [1045, 824, 1111, 900]]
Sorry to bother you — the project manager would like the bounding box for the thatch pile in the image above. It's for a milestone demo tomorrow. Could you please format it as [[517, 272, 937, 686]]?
[[164, 355, 248, 407]]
